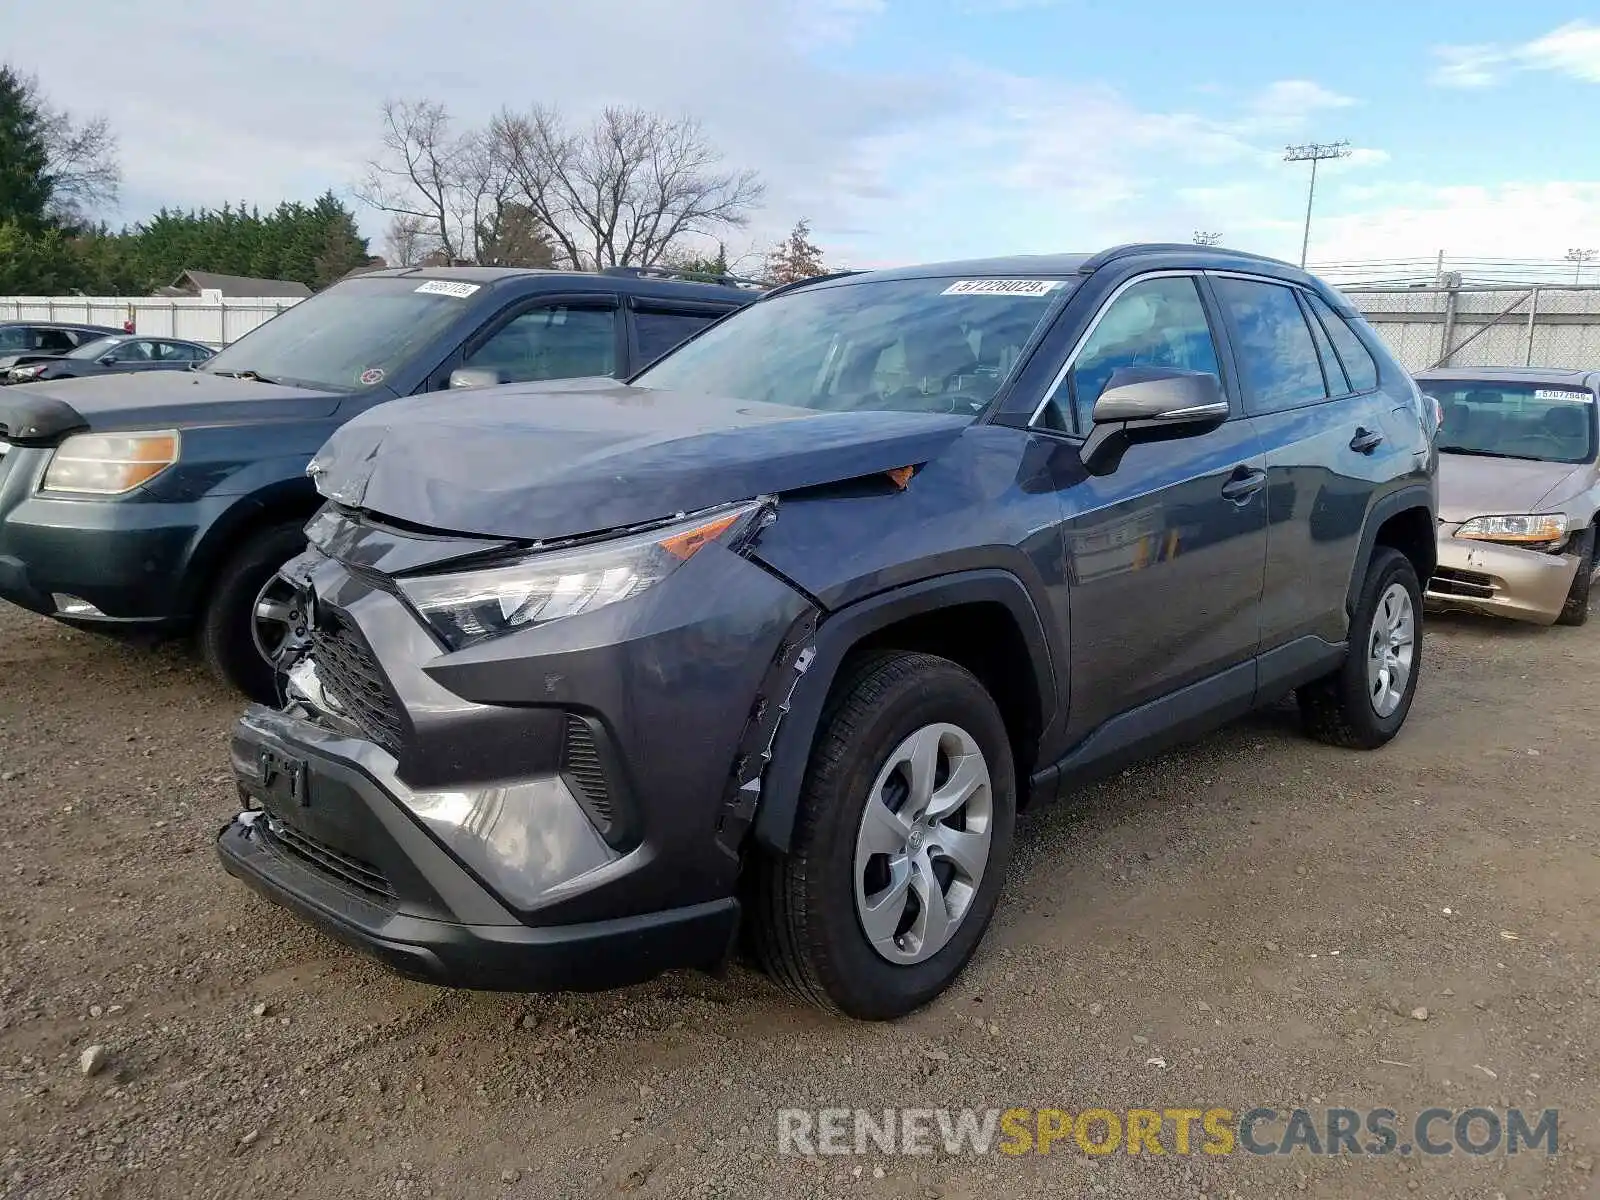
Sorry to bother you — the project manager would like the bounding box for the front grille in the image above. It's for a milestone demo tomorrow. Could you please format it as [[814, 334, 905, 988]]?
[[263, 815, 397, 903], [309, 614, 406, 754], [1429, 566, 1497, 600], [561, 716, 614, 832]]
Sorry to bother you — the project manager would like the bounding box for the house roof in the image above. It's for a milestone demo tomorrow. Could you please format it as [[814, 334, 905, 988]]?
[[165, 270, 312, 298]]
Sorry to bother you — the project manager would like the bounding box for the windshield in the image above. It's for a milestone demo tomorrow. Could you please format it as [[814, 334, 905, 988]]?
[[67, 337, 122, 360], [633, 275, 1076, 415], [201, 277, 478, 392], [1421, 380, 1597, 464]]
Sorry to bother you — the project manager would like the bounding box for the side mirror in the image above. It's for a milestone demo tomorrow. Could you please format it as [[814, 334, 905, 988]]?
[[99, 355, 119, 366], [448, 367, 505, 390], [1081, 367, 1228, 475]]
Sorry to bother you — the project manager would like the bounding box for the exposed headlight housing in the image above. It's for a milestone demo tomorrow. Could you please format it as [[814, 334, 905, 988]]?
[[397, 500, 769, 650], [10, 364, 45, 380], [41, 431, 181, 495], [1454, 513, 1568, 545]]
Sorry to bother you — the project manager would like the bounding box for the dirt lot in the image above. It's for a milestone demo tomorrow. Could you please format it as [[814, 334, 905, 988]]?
[[1, 601, 1597, 1200]]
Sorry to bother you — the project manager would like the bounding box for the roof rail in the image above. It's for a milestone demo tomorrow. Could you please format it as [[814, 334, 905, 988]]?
[[600, 265, 769, 291], [1078, 243, 1295, 273], [759, 269, 865, 301]]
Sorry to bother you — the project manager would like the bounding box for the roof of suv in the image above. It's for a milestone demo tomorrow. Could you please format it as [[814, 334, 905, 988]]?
[[1415, 366, 1600, 388], [802, 243, 1314, 289], [345, 264, 757, 304]]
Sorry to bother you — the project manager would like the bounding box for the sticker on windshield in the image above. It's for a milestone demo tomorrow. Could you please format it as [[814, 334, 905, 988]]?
[[941, 279, 1065, 297], [359, 367, 385, 386], [1534, 388, 1593, 402], [415, 280, 480, 298]]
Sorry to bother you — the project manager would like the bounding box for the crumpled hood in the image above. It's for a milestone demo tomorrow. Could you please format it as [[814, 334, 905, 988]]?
[[1437, 452, 1587, 523], [0, 371, 343, 443], [309, 378, 972, 541]]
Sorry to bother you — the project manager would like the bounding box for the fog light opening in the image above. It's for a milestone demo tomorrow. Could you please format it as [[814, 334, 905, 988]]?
[[51, 594, 104, 617]]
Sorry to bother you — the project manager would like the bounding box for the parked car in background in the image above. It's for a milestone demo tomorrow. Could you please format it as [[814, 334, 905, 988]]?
[[0, 321, 123, 374], [0, 266, 758, 701], [217, 244, 1437, 1019], [1416, 367, 1600, 626], [3, 335, 214, 384]]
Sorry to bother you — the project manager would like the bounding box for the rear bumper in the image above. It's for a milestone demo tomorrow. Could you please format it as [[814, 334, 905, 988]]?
[[217, 812, 740, 991], [1424, 531, 1582, 625]]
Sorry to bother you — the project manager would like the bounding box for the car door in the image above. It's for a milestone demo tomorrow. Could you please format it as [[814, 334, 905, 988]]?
[[1210, 274, 1402, 655], [1035, 272, 1270, 738], [103, 339, 161, 372], [626, 301, 736, 373]]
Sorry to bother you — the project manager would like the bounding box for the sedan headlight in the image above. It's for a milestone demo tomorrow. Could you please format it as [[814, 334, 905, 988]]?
[[9, 364, 45, 381], [397, 500, 767, 650], [41, 431, 181, 494], [1454, 513, 1568, 545]]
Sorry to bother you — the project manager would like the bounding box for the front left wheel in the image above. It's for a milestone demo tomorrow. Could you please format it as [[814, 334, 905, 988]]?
[[197, 521, 308, 704], [750, 651, 1016, 1019]]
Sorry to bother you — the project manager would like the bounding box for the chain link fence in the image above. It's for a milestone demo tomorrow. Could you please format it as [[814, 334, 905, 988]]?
[[1344, 283, 1600, 374]]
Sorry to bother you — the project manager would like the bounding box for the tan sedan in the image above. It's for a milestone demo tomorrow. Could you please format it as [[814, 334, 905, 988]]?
[[1416, 368, 1600, 626]]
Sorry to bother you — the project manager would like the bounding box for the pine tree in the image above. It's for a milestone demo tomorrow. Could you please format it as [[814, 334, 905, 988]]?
[[0, 66, 54, 228], [764, 220, 827, 285]]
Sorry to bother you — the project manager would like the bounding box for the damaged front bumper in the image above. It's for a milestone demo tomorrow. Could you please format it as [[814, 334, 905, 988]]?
[[1425, 524, 1585, 624], [217, 508, 821, 989]]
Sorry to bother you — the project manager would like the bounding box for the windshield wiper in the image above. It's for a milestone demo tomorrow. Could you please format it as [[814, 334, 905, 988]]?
[[1439, 447, 1552, 462], [212, 369, 283, 385]]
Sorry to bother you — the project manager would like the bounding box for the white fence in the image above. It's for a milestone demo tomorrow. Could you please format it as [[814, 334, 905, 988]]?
[[0, 296, 303, 348]]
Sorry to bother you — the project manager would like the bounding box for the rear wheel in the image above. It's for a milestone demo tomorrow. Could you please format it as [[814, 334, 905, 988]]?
[[198, 521, 309, 703], [1298, 547, 1422, 749], [750, 652, 1015, 1019], [1556, 526, 1595, 627]]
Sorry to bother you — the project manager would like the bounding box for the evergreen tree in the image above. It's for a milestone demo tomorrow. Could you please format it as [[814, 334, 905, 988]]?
[[0, 67, 54, 228]]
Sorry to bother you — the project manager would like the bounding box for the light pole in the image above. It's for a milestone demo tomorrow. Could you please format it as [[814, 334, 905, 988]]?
[[1565, 248, 1596, 284], [1193, 231, 1222, 247], [1284, 141, 1352, 268]]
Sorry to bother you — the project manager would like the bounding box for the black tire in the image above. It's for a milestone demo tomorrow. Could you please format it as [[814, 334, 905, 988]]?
[[197, 521, 308, 703], [749, 651, 1016, 1019], [1298, 547, 1423, 749], [1556, 526, 1595, 627]]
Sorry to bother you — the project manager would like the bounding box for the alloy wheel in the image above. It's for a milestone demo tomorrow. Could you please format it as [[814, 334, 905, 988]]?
[[1366, 581, 1415, 718]]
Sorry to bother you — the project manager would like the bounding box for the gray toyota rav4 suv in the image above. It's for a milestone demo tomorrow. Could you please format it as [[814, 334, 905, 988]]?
[[219, 244, 1439, 1019]]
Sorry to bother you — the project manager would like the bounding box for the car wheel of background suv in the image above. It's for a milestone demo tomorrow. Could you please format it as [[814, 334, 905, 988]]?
[[1556, 526, 1594, 627], [750, 651, 1016, 1019], [1298, 546, 1423, 749], [197, 521, 308, 704]]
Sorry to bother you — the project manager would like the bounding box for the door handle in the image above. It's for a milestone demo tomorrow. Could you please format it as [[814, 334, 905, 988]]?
[[1220, 466, 1267, 503], [1350, 426, 1384, 454]]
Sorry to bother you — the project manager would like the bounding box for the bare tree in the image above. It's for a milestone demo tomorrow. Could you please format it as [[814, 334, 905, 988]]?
[[17, 73, 119, 224], [358, 100, 491, 263], [384, 213, 432, 267], [487, 106, 763, 270]]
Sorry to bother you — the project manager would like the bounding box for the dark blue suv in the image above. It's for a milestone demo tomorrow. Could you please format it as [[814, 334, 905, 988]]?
[[218, 244, 1439, 1019], [0, 266, 757, 699]]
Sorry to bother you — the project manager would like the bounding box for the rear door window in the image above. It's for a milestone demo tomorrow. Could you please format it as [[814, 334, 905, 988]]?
[[634, 309, 724, 367], [34, 329, 78, 353], [1212, 277, 1329, 414], [1304, 291, 1379, 392]]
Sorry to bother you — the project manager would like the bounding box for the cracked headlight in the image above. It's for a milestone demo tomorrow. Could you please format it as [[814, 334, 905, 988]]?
[[397, 500, 766, 650], [1454, 514, 1568, 545]]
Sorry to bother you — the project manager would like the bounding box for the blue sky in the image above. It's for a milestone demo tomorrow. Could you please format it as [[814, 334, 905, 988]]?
[[17, 0, 1600, 270]]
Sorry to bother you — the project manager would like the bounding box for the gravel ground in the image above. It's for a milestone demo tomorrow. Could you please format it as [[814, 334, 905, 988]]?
[[1, 601, 1597, 1200]]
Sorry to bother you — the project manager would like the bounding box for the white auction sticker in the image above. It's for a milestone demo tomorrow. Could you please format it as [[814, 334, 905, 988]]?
[[1534, 388, 1593, 402], [941, 278, 1065, 297], [415, 280, 481, 298]]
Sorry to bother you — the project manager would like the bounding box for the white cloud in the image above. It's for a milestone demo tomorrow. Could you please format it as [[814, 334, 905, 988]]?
[[1307, 182, 1600, 261], [1431, 20, 1600, 88]]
